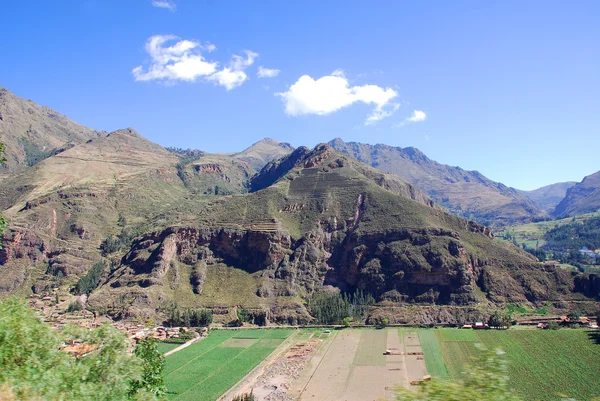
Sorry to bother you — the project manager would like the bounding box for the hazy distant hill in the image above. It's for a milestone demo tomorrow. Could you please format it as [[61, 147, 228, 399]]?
[[519, 182, 576, 213], [329, 138, 545, 226], [0, 87, 101, 176], [553, 171, 600, 217], [232, 138, 294, 171]]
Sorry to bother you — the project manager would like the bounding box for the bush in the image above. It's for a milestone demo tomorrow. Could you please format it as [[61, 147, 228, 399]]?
[[375, 317, 389, 329], [232, 390, 255, 401], [67, 301, 83, 312]]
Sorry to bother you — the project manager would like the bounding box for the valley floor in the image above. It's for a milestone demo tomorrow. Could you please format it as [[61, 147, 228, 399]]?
[[163, 327, 600, 401]]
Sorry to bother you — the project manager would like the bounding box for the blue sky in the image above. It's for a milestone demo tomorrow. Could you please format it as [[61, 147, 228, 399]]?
[[1, 0, 598, 190]]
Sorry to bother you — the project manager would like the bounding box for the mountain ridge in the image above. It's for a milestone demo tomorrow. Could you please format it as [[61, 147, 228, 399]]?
[[328, 138, 546, 227], [0, 86, 102, 176], [553, 171, 600, 217]]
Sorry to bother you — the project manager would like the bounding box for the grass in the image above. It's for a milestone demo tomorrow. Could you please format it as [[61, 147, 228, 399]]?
[[425, 328, 600, 401], [157, 341, 182, 354], [417, 330, 449, 378], [353, 329, 387, 367], [496, 211, 600, 249], [164, 329, 293, 401]]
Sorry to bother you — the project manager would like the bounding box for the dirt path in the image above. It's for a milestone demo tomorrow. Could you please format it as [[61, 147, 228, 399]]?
[[219, 329, 315, 401], [163, 334, 202, 357]]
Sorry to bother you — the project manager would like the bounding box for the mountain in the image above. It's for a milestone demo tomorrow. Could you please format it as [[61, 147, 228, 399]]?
[[0, 127, 255, 294], [1, 90, 597, 325], [0, 87, 101, 176], [231, 138, 294, 171], [553, 171, 600, 218], [329, 138, 546, 227], [519, 182, 576, 213], [85, 144, 598, 324]]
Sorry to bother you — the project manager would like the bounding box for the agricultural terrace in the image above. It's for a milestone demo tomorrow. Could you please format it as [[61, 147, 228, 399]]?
[[163, 329, 293, 401], [162, 327, 600, 401], [421, 328, 600, 401], [290, 328, 427, 401]]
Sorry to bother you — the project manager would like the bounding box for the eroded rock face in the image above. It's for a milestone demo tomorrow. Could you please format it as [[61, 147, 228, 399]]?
[[104, 219, 573, 317]]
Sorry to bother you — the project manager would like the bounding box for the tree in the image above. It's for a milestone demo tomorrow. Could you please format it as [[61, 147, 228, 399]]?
[[488, 311, 512, 329], [343, 317, 352, 328], [0, 297, 158, 400], [395, 348, 523, 401], [129, 338, 166, 398], [566, 312, 581, 326]]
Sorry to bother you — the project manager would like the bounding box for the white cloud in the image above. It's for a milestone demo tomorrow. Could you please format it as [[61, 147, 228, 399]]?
[[151, 0, 176, 11], [277, 70, 398, 124], [257, 66, 280, 78], [365, 103, 400, 126], [132, 35, 217, 82], [207, 51, 258, 90], [395, 110, 427, 127], [407, 110, 427, 122], [132, 36, 257, 89]]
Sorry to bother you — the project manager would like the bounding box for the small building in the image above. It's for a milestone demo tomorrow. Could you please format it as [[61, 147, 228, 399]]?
[[474, 322, 486, 329]]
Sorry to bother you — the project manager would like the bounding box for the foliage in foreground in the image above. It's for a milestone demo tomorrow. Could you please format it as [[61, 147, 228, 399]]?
[[0, 297, 161, 401], [395, 348, 523, 401], [129, 338, 166, 398]]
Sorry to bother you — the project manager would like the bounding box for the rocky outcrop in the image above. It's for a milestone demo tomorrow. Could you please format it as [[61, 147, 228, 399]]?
[[98, 216, 587, 323]]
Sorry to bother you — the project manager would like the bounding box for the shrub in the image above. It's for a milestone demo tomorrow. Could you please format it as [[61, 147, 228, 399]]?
[[67, 301, 83, 312]]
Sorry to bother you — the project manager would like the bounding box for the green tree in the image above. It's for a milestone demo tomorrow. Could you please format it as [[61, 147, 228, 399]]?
[[129, 338, 166, 398], [343, 316, 352, 327], [0, 297, 158, 400], [395, 348, 523, 401], [488, 311, 512, 329]]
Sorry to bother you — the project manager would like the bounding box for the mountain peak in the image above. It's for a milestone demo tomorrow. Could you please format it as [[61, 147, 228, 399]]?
[[0, 85, 98, 174], [232, 137, 295, 171]]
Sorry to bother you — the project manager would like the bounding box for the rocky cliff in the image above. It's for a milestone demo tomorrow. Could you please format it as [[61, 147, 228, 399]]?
[[88, 145, 598, 323]]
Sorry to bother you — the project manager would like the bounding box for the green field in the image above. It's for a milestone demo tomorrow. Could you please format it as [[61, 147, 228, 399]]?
[[422, 328, 600, 401], [163, 329, 293, 401], [157, 341, 183, 355]]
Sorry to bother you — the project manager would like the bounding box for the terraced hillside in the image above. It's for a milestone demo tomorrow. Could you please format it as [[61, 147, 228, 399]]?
[[329, 138, 546, 226], [89, 144, 599, 324]]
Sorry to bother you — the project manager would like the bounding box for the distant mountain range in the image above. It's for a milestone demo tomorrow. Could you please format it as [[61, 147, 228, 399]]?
[[553, 171, 600, 218], [518, 182, 577, 214], [0, 86, 598, 324], [328, 138, 549, 226]]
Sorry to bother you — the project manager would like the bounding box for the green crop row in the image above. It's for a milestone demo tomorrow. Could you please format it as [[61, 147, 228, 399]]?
[[164, 329, 293, 401], [427, 329, 600, 401]]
